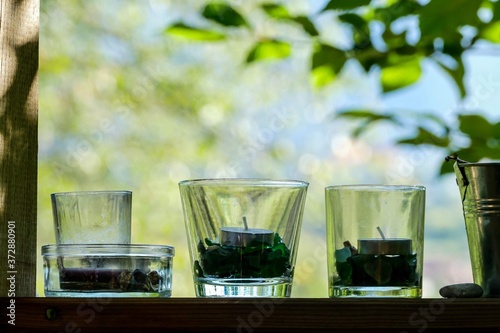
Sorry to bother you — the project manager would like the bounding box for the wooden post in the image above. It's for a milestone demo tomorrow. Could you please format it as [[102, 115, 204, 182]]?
[[0, 0, 39, 296]]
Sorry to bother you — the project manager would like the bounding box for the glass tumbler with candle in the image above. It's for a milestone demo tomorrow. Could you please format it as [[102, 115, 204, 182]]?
[[326, 185, 425, 298], [179, 179, 308, 297], [51, 190, 132, 244]]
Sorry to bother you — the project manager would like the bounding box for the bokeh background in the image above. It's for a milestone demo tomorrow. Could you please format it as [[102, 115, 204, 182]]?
[[38, 0, 500, 297]]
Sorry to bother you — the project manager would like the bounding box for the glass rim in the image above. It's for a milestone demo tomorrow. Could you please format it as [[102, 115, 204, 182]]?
[[457, 161, 500, 167], [51, 190, 132, 197], [178, 178, 309, 188], [325, 184, 425, 192], [41, 244, 175, 256]]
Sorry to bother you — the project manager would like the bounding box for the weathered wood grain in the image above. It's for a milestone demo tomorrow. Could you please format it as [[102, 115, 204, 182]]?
[[1, 298, 500, 332], [0, 0, 39, 297]]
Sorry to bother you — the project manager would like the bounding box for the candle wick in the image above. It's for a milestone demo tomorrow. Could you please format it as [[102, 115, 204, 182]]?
[[242, 216, 249, 230], [377, 226, 386, 240]]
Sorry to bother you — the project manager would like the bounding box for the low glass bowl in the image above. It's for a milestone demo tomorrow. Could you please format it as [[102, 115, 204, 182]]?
[[42, 244, 174, 297]]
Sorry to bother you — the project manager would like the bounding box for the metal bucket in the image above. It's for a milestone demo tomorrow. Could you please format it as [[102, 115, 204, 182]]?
[[447, 155, 500, 297]]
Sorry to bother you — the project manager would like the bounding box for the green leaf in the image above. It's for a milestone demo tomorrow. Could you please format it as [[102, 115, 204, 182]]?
[[417, 112, 450, 133], [311, 65, 336, 87], [354, 46, 388, 71], [292, 16, 319, 36], [337, 110, 398, 137], [261, 3, 290, 19], [458, 114, 493, 141], [419, 0, 482, 40], [202, 2, 248, 27], [398, 127, 450, 147], [374, 2, 422, 25], [246, 40, 291, 63], [261, 4, 318, 36], [382, 27, 406, 50], [480, 21, 500, 43], [479, 146, 500, 160], [439, 159, 455, 175], [447, 148, 499, 164], [493, 0, 500, 21], [338, 13, 366, 29], [435, 56, 466, 98], [380, 58, 421, 92], [442, 31, 464, 56], [339, 13, 370, 48], [311, 43, 347, 87], [487, 146, 500, 159], [322, 0, 371, 11], [493, 122, 500, 139], [442, 118, 500, 175], [337, 110, 394, 122], [165, 23, 226, 41]]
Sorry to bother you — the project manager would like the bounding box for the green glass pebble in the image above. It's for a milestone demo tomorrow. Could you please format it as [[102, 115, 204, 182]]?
[[196, 233, 291, 279]]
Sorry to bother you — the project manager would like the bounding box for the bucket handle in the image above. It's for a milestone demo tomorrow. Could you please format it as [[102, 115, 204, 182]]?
[[445, 155, 469, 202]]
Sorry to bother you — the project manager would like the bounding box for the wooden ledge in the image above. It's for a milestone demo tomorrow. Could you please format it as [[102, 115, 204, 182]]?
[[2, 298, 500, 332]]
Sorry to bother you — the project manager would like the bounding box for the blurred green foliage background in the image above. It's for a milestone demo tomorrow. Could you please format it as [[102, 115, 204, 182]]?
[[38, 0, 500, 297]]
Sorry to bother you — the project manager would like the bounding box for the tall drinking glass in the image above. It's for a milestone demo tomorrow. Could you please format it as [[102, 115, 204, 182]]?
[[326, 185, 425, 297], [179, 178, 308, 297], [51, 190, 132, 244]]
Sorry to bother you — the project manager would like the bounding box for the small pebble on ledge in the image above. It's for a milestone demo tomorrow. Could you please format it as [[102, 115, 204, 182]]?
[[439, 283, 483, 298]]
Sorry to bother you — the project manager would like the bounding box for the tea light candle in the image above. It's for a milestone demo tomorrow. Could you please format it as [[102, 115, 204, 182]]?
[[358, 226, 412, 255], [358, 238, 412, 255], [220, 217, 274, 247]]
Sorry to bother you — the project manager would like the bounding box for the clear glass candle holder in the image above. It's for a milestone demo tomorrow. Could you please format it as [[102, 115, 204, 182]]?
[[326, 185, 425, 298], [179, 178, 308, 297], [42, 244, 174, 297], [51, 190, 132, 244]]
